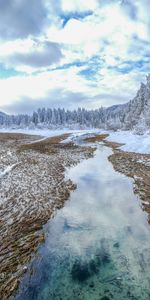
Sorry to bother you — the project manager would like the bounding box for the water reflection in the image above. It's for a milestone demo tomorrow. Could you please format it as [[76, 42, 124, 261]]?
[[12, 146, 150, 300]]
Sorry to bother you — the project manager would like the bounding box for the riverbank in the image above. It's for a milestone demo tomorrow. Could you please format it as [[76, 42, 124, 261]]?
[[0, 132, 95, 300]]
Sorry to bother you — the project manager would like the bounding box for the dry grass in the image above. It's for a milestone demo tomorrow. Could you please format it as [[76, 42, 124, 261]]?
[[17, 133, 71, 154], [84, 134, 109, 143], [103, 140, 124, 149], [84, 133, 124, 150], [0, 132, 41, 142]]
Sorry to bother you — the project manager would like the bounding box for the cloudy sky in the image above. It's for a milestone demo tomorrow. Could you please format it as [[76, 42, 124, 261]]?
[[0, 0, 149, 114]]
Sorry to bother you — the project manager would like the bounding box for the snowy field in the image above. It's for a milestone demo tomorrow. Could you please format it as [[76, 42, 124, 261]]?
[[0, 128, 100, 138], [0, 128, 149, 154], [107, 131, 150, 154]]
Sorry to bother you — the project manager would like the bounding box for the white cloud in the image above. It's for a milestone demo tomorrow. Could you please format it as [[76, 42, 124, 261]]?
[[0, 66, 93, 107], [0, 60, 144, 113], [0, 39, 33, 56], [0, 0, 150, 113], [46, 2, 149, 67], [0, 39, 63, 73], [61, 0, 98, 13], [0, 0, 48, 39]]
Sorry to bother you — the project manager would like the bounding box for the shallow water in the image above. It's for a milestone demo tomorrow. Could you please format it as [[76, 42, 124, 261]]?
[[12, 146, 150, 300]]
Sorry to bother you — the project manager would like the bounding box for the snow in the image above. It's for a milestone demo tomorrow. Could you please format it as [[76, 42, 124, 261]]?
[[0, 128, 72, 137], [61, 129, 102, 143], [0, 128, 100, 139], [0, 128, 149, 154], [0, 163, 18, 179], [107, 131, 150, 154]]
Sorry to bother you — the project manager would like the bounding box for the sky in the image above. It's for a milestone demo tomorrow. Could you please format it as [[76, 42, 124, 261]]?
[[0, 0, 150, 114]]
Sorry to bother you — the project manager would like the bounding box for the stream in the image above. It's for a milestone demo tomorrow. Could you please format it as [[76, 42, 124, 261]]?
[[12, 145, 150, 300]]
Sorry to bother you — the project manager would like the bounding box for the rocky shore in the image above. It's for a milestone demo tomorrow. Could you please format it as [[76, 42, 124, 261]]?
[[0, 132, 95, 300]]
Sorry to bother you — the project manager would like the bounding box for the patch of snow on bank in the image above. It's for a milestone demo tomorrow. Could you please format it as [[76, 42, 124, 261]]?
[[0, 164, 18, 179], [62, 129, 102, 143], [107, 131, 150, 154]]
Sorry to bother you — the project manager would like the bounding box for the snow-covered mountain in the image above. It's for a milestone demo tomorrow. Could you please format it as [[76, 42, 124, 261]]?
[[124, 75, 150, 133], [0, 74, 150, 133], [102, 74, 150, 133]]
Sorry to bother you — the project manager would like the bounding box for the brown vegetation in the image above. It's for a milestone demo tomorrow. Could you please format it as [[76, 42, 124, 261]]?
[[17, 134, 78, 155], [84, 134, 109, 143], [103, 140, 124, 149], [0, 132, 41, 142]]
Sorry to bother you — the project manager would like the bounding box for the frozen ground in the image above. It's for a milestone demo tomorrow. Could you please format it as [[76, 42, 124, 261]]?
[[0, 128, 100, 138], [0, 128, 149, 154], [107, 131, 150, 154]]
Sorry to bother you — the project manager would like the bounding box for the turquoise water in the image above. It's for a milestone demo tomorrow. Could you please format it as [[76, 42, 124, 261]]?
[[12, 146, 150, 300]]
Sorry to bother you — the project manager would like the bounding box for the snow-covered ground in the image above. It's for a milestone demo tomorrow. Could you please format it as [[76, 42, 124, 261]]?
[[60, 129, 150, 154], [107, 131, 150, 154], [0, 128, 100, 138], [0, 163, 18, 180], [0, 128, 149, 154]]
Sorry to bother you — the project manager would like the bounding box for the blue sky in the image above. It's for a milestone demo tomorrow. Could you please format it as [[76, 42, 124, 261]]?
[[0, 0, 149, 114]]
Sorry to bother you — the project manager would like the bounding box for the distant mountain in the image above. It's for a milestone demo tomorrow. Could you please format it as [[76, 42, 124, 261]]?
[[0, 74, 150, 133]]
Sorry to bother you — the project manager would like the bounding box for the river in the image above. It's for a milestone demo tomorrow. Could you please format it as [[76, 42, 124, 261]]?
[[11, 145, 150, 300]]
